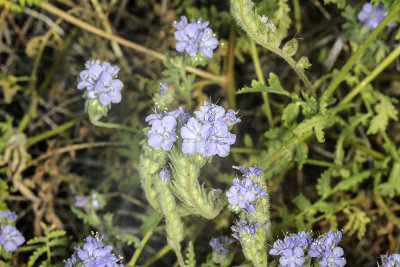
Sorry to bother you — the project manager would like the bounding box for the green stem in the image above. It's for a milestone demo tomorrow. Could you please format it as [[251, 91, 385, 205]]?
[[89, 115, 142, 134], [249, 38, 273, 128], [339, 44, 400, 106], [25, 118, 79, 148], [321, 4, 400, 102], [235, 0, 312, 89], [127, 215, 162, 266], [305, 159, 349, 170], [143, 245, 171, 267]]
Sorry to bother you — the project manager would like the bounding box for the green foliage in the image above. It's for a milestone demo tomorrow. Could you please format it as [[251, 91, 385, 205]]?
[[293, 115, 326, 143], [317, 169, 333, 198], [335, 171, 370, 191], [0, 0, 42, 12], [236, 73, 289, 96], [185, 241, 196, 267], [23, 223, 66, 267], [343, 206, 371, 239], [367, 93, 398, 135], [378, 161, 400, 197]]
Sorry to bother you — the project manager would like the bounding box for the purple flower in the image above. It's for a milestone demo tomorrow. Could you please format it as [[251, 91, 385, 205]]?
[[226, 183, 255, 210], [180, 118, 211, 154], [381, 253, 400, 267], [64, 254, 77, 267], [270, 236, 298, 255], [91, 199, 100, 209], [93, 72, 123, 106], [319, 247, 346, 267], [0, 210, 17, 221], [77, 60, 124, 106], [159, 166, 170, 181], [231, 220, 259, 240], [227, 177, 267, 212], [209, 236, 234, 254], [0, 224, 25, 252], [74, 196, 87, 207], [159, 80, 168, 95], [147, 115, 177, 151], [145, 107, 184, 125], [238, 164, 262, 177], [173, 17, 218, 58], [175, 23, 201, 57], [194, 101, 226, 124], [279, 247, 305, 267], [224, 109, 241, 126], [357, 2, 394, 29], [293, 231, 313, 248], [78, 63, 103, 91], [205, 120, 236, 157], [198, 28, 219, 58], [173, 16, 188, 31], [308, 230, 343, 259], [190, 18, 209, 30], [75, 236, 122, 267]]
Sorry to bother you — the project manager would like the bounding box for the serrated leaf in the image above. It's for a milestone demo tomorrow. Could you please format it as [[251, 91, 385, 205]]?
[[28, 246, 46, 267], [282, 103, 300, 126], [335, 171, 370, 191], [116, 234, 140, 248], [293, 115, 326, 142], [237, 73, 289, 96], [48, 238, 67, 247], [367, 94, 398, 135], [27, 236, 47, 245], [70, 206, 100, 227], [293, 193, 311, 210], [317, 169, 332, 197], [47, 230, 66, 239], [185, 241, 196, 267]]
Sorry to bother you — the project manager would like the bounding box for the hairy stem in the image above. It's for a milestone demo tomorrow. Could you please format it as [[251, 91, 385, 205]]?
[[249, 39, 273, 128]]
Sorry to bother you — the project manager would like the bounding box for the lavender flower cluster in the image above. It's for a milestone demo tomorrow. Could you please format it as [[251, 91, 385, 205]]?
[[358, 2, 396, 29], [64, 235, 124, 267], [226, 165, 266, 213], [0, 210, 25, 252], [77, 60, 124, 106], [146, 101, 240, 157], [381, 253, 400, 267], [270, 230, 346, 267], [173, 16, 218, 58], [74, 192, 104, 210]]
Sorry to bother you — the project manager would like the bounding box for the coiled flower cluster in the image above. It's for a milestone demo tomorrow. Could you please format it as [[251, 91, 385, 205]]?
[[270, 230, 346, 267], [77, 60, 124, 106], [0, 210, 25, 252], [173, 16, 219, 58], [146, 101, 240, 157]]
